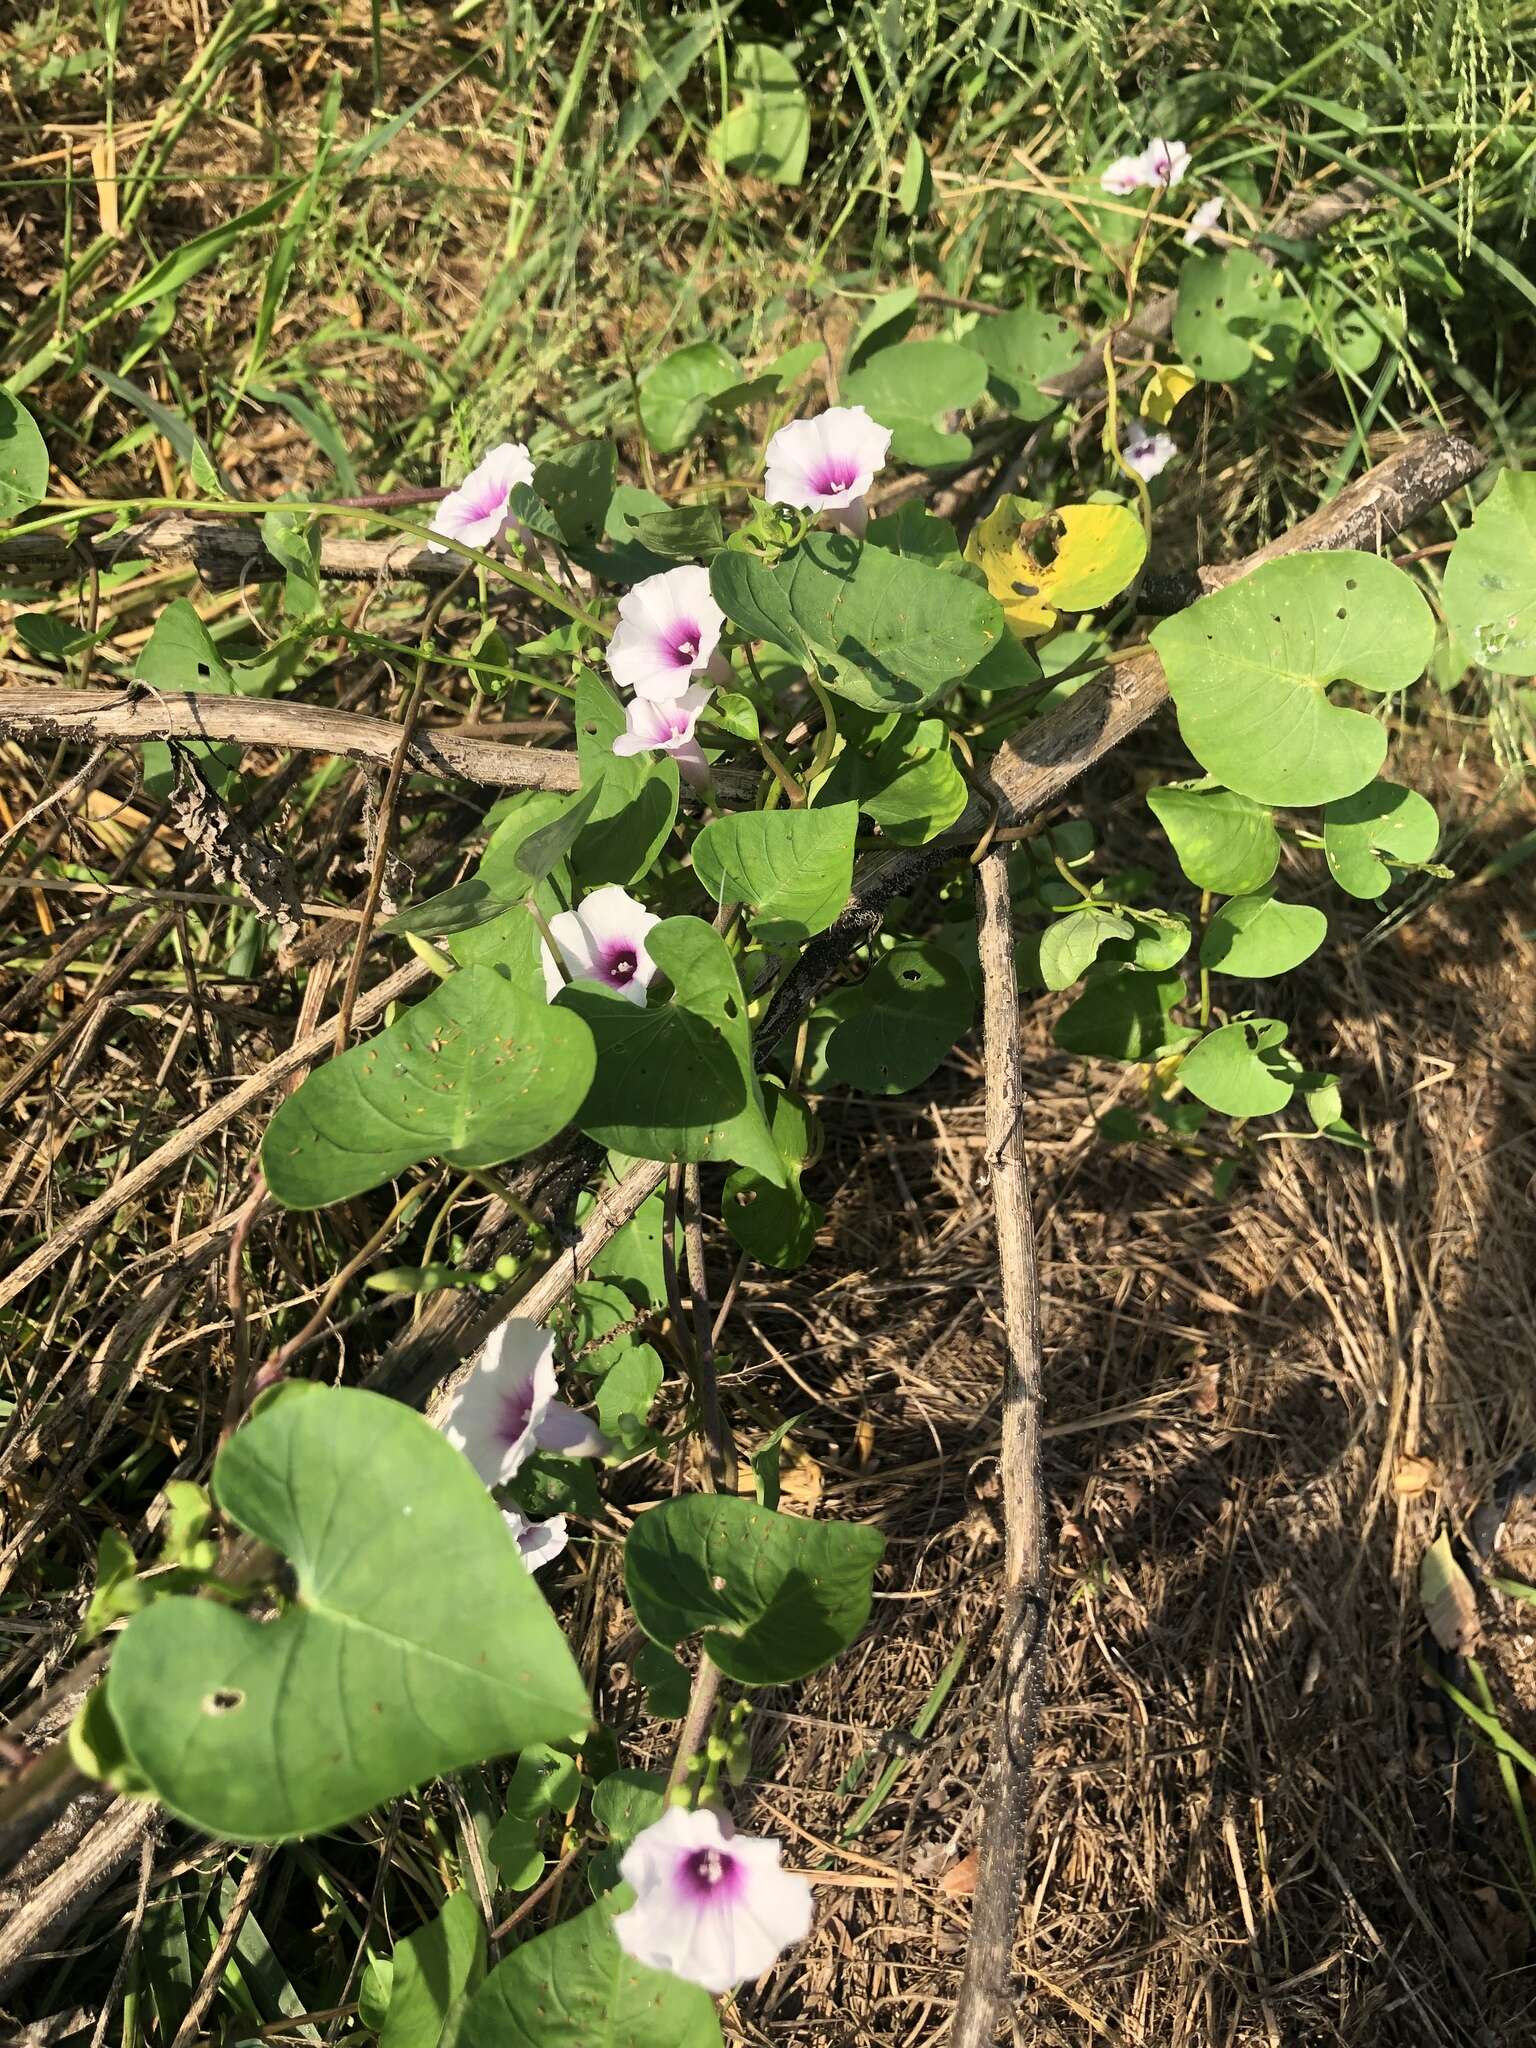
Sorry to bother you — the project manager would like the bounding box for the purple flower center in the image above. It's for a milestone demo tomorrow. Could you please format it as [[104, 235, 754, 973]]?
[[808, 459, 860, 496], [664, 621, 702, 668], [680, 1846, 743, 1902], [599, 941, 639, 988], [496, 1378, 537, 1449], [464, 483, 510, 524]]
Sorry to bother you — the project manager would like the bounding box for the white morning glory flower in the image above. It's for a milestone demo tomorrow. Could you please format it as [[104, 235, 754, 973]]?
[[1100, 152, 1151, 196], [1099, 139, 1191, 197], [541, 884, 661, 1007], [607, 566, 724, 703], [441, 1318, 606, 1488], [613, 684, 711, 786], [1183, 195, 1223, 247], [426, 441, 534, 553], [503, 1507, 569, 1572], [612, 1806, 814, 1995], [764, 405, 892, 536], [1141, 137, 1191, 189], [1122, 421, 1178, 481]]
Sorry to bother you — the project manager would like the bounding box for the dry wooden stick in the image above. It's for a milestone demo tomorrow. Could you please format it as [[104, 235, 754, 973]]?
[[0, 512, 570, 591], [949, 848, 1049, 2048], [0, 686, 583, 793], [0, 1798, 155, 1998]]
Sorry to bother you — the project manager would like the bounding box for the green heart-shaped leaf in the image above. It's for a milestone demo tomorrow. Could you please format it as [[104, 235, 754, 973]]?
[[709, 42, 809, 185], [625, 1495, 884, 1685], [0, 391, 49, 518], [561, 917, 785, 1182], [459, 1902, 721, 2048], [713, 533, 1004, 713], [1321, 780, 1440, 898], [1053, 967, 1190, 1062], [639, 343, 740, 453], [1198, 890, 1327, 976], [379, 1891, 486, 2048], [1039, 908, 1134, 991], [1150, 553, 1434, 805], [262, 966, 595, 1208], [840, 339, 988, 463], [1147, 783, 1280, 895], [1173, 249, 1286, 382], [692, 803, 858, 946], [972, 308, 1080, 418], [533, 442, 617, 549], [1441, 469, 1536, 675], [823, 943, 975, 1095], [105, 1388, 590, 1840], [1178, 1018, 1301, 1117]]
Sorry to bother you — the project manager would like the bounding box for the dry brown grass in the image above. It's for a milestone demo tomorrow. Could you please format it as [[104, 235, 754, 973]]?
[[658, 733, 1536, 2046]]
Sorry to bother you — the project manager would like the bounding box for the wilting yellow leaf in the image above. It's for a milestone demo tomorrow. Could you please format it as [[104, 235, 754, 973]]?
[[1419, 1529, 1480, 1653], [1141, 362, 1197, 426], [963, 495, 1148, 640]]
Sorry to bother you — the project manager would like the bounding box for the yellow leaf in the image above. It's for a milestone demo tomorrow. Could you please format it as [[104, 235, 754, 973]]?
[[963, 495, 1148, 640], [1141, 363, 1198, 427]]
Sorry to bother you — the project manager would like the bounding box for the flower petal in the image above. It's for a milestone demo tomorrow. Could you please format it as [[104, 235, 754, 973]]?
[[534, 1399, 609, 1461]]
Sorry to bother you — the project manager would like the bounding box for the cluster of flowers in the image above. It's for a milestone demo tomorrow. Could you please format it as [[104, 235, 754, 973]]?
[[1100, 134, 1223, 253], [429, 405, 893, 1008], [440, 1318, 813, 1991]]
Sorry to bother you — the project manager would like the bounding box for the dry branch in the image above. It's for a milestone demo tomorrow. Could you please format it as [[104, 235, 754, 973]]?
[[0, 512, 567, 591], [0, 687, 582, 792], [949, 849, 1049, 2048]]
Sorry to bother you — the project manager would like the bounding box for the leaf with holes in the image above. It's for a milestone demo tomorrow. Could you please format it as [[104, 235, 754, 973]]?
[[1150, 553, 1434, 805], [1198, 890, 1327, 976], [103, 1388, 589, 1840], [823, 944, 975, 1096], [625, 1495, 884, 1685], [1321, 780, 1441, 898], [713, 532, 1004, 712], [964, 496, 1146, 638], [459, 1901, 721, 2048], [1146, 783, 1280, 895], [1173, 248, 1287, 382], [261, 966, 595, 1208], [0, 391, 49, 517], [1178, 1018, 1302, 1117], [1442, 469, 1536, 676], [971, 308, 1079, 419], [840, 339, 989, 465], [560, 918, 785, 1182], [692, 803, 858, 947], [135, 597, 250, 797]]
